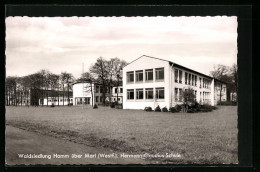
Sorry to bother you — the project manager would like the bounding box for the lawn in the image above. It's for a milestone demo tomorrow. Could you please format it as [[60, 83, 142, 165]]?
[[5, 105, 238, 164]]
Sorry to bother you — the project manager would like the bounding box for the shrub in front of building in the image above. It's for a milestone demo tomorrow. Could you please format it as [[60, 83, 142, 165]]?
[[175, 104, 182, 112], [187, 104, 217, 113], [144, 107, 153, 112], [110, 102, 115, 108], [217, 101, 237, 106], [93, 104, 98, 109], [162, 106, 168, 112], [154, 105, 161, 112], [169, 107, 177, 113]]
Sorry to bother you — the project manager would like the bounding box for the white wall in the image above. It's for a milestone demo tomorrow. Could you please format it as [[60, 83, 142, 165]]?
[[73, 83, 95, 106], [123, 56, 170, 110]]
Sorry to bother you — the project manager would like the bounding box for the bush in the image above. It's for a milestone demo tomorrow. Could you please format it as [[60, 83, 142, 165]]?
[[186, 104, 217, 113], [50, 103, 55, 108], [218, 101, 237, 106], [162, 106, 168, 112], [105, 100, 110, 106], [187, 108, 195, 113], [115, 104, 123, 109], [93, 104, 98, 109], [144, 106, 153, 112], [175, 105, 182, 112], [110, 102, 115, 108], [155, 105, 161, 112], [169, 107, 177, 113]]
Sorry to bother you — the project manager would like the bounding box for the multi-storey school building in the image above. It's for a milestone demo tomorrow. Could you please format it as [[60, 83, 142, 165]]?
[[123, 55, 227, 110]]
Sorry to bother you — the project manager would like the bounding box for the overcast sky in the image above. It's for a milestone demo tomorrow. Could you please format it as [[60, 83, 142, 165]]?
[[6, 16, 237, 78]]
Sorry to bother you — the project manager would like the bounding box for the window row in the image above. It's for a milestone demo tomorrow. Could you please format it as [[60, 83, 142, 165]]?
[[202, 78, 211, 89], [184, 72, 197, 86], [174, 88, 197, 102], [175, 69, 211, 89], [127, 68, 164, 83], [127, 88, 165, 100], [114, 87, 123, 94], [95, 85, 111, 93], [201, 92, 211, 101], [48, 98, 72, 102]]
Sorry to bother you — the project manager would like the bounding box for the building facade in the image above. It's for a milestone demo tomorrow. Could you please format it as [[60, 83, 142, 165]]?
[[111, 86, 123, 104], [123, 55, 227, 110], [39, 97, 73, 106], [72, 82, 113, 106]]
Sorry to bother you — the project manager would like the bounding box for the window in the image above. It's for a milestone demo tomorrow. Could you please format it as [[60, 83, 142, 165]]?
[[145, 88, 153, 99], [192, 75, 194, 86], [175, 88, 178, 101], [136, 70, 143, 82], [189, 74, 191, 85], [136, 89, 144, 99], [195, 76, 197, 86], [127, 71, 134, 83], [96, 96, 99, 102], [100, 86, 104, 93], [179, 89, 183, 101], [115, 88, 118, 94], [118, 98, 120, 101], [175, 69, 178, 82], [179, 70, 182, 83], [195, 90, 197, 100], [95, 85, 99, 93], [156, 68, 164, 80], [185, 73, 188, 84], [100, 96, 103, 103], [127, 89, 134, 99], [145, 69, 153, 81], [156, 87, 164, 99], [120, 88, 123, 93], [199, 78, 202, 88]]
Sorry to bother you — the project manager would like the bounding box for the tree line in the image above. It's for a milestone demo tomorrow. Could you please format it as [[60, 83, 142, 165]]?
[[5, 57, 127, 106]]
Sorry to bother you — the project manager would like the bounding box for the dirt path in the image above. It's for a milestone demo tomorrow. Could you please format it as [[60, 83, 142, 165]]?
[[5, 126, 148, 165]]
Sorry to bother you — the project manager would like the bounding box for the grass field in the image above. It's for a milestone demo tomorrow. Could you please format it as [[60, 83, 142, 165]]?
[[5, 105, 238, 164]]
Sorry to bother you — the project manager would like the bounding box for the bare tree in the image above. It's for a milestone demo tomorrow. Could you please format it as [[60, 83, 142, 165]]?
[[106, 58, 127, 105], [90, 57, 109, 106], [60, 72, 74, 106], [230, 64, 238, 101], [6, 76, 18, 106], [48, 73, 60, 106]]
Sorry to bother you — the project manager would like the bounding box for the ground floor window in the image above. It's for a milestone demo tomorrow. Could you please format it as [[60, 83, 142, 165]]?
[[136, 89, 144, 99], [145, 88, 153, 99], [156, 87, 164, 99], [96, 96, 99, 102], [127, 89, 134, 99]]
